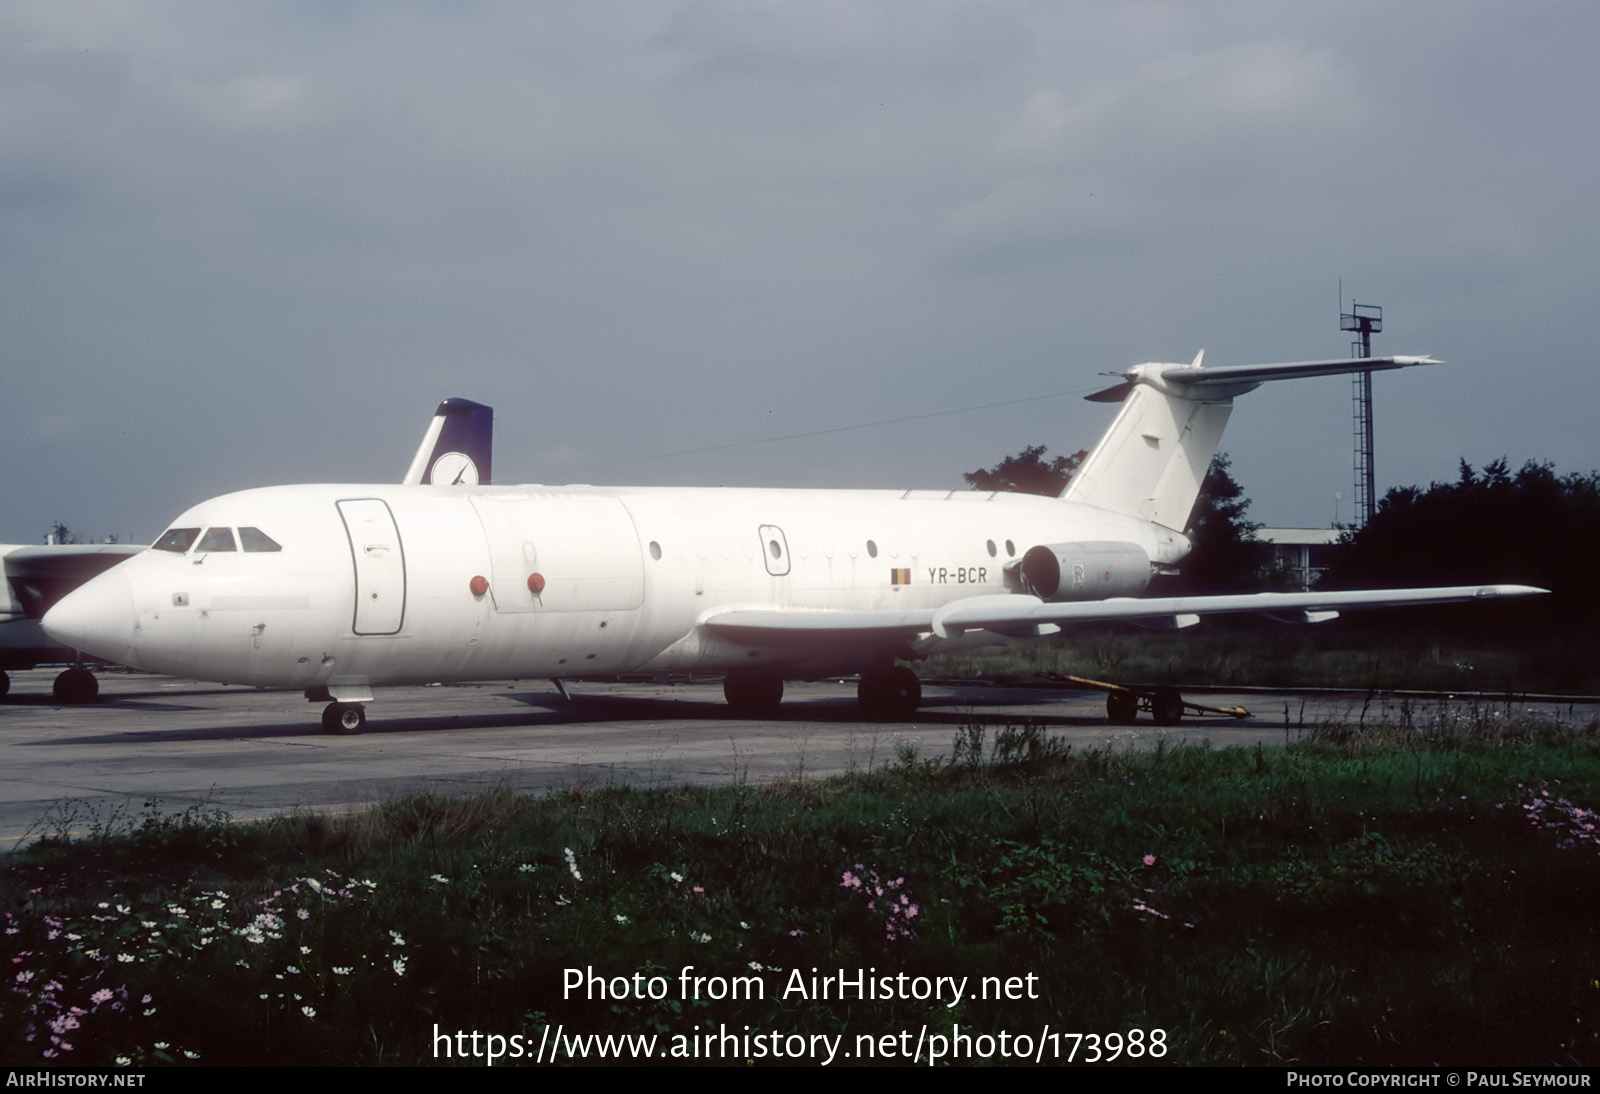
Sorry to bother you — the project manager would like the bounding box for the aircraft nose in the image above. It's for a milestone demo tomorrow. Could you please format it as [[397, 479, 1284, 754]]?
[[42, 567, 136, 663]]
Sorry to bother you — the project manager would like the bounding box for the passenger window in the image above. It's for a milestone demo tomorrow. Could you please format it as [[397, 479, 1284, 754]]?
[[197, 527, 238, 553], [239, 527, 283, 553], [153, 527, 201, 553]]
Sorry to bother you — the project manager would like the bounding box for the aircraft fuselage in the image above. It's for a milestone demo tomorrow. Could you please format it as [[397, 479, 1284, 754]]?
[[47, 482, 1182, 692]]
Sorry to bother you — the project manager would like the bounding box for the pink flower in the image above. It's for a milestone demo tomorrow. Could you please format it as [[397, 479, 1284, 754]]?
[[1142, 854, 1156, 867]]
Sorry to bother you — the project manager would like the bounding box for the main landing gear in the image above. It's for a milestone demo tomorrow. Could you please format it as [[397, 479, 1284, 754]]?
[[721, 665, 924, 720], [857, 665, 921, 719], [321, 702, 366, 734], [723, 672, 784, 715]]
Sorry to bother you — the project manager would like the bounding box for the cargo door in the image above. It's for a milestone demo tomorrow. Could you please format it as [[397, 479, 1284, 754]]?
[[469, 494, 644, 613]]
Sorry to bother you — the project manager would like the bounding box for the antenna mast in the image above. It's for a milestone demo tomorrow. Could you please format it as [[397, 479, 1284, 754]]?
[[1340, 298, 1382, 526]]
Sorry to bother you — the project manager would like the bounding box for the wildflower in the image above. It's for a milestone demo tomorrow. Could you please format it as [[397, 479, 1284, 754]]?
[[390, 930, 406, 946], [691, 932, 712, 944], [1143, 854, 1157, 867], [333, 967, 352, 976], [115, 1057, 131, 1067], [296, 909, 310, 921], [615, 915, 631, 925], [788, 929, 807, 938], [564, 848, 583, 882], [670, 872, 684, 883], [91, 989, 114, 1006], [431, 874, 450, 884], [302, 1005, 316, 1018], [519, 864, 536, 873], [692, 886, 704, 894], [393, 958, 407, 976]]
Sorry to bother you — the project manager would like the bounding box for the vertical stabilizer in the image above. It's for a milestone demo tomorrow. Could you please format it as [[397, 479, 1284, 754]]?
[[402, 398, 494, 485], [1062, 354, 1438, 533]]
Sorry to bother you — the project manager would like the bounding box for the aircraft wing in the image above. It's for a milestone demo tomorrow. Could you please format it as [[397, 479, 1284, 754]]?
[[704, 584, 1547, 644], [3, 543, 145, 619], [5, 543, 144, 574]]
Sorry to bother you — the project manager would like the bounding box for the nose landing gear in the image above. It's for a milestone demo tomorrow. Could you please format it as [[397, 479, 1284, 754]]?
[[321, 702, 366, 734]]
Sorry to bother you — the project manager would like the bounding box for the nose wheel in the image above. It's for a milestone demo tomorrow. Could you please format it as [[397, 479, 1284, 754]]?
[[321, 702, 366, 734], [53, 666, 100, 704]]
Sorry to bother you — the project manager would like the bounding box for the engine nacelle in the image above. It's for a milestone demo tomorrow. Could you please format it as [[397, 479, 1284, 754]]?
[[1018, 541, 1152, 601]]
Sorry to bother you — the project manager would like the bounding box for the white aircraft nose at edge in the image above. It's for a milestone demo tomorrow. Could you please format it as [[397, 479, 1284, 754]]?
[[42, 353, 1545, 734]]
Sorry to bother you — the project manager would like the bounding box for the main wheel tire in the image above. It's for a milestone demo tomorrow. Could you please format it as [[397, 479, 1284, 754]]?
[[53, 666, 99, 704], [858, 666, 921, 719], [1152, 687, 1184, 726], [322, 702, 366, 734], [723, 673, 784, 715], [1107, 691, 1138, 725]]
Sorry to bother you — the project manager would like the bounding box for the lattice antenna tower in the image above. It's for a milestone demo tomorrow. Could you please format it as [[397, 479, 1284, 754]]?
[[1341, 298, 1382, 526]]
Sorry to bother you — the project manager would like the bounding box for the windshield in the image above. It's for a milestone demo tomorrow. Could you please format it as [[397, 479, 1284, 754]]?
[[153, 527, 200, 553]]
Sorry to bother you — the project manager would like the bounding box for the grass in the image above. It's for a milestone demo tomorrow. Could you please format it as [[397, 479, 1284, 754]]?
[[5, 710, 1600, 1066]]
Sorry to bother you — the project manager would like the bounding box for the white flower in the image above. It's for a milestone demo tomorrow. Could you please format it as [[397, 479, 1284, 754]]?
[[615, 915, 630, 925], [430, 874, 450, 884], [302, 1006, 316, 1018], [564, 848, 583, 882]]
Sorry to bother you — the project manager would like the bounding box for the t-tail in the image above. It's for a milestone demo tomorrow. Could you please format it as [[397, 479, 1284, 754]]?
[[402, 398, 494, 486], [1062, 352, 1440, 532]]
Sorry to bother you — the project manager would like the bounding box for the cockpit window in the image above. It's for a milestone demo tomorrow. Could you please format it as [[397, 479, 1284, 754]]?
[[153, 527, 201, 553], [239, 527, 283, 553], [197, 527, 238, 553]]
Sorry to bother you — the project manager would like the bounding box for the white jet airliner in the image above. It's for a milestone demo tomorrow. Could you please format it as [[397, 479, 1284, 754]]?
[[42, 354, 1545, 733]]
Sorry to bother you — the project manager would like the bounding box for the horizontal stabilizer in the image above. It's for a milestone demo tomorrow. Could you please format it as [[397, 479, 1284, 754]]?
[[1083, 356, 1441, 402]]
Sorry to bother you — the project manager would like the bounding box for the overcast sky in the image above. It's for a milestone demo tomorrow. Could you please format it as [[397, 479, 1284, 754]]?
[[4, 1, 1596, 543]]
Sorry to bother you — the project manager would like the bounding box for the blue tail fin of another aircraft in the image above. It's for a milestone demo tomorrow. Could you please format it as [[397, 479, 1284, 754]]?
[[403, 398, 494, 485]]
